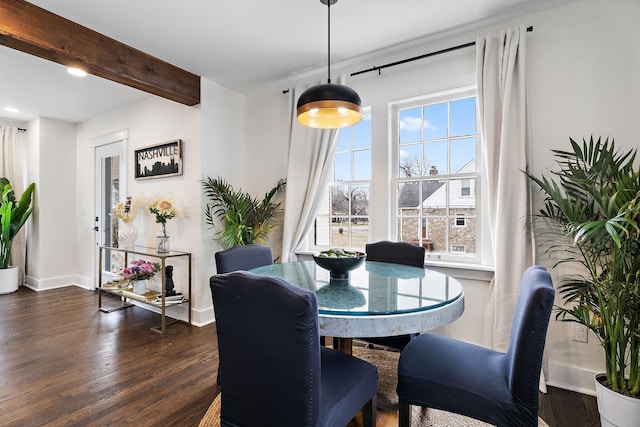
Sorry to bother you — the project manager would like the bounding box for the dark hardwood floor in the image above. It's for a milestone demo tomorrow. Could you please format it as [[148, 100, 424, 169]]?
[[0, 287, 600, 426]]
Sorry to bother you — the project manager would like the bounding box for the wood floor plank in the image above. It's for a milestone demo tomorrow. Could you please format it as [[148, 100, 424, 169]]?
[[0, 286, 601, 427], [1, 287, 219, 427]]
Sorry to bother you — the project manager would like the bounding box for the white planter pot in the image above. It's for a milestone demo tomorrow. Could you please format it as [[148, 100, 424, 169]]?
[[0, 266, 20, 294], [595, 373, 640, 427], [132, 280, 148, 295]]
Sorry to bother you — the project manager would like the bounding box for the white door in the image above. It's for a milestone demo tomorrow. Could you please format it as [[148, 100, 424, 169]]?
[[95, 141, 126, 284]]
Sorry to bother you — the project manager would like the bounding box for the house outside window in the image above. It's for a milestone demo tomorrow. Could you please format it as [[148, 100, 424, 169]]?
[[314, 110, 371, 249], [392, 88, 478, 262]]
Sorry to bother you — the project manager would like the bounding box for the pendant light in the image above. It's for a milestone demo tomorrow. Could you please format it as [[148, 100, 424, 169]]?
[[297, 0, 362, 129]]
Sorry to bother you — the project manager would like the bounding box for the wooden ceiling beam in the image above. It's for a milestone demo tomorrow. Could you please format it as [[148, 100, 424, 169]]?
[[0, 0, 200, 106]]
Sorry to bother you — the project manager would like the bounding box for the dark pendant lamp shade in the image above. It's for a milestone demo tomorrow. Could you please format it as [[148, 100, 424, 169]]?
[[296, 0, 362, 129], [297, 83, 362, 129]]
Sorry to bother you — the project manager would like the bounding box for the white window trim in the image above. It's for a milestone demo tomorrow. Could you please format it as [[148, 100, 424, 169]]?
[[390, 86, 482, 265]]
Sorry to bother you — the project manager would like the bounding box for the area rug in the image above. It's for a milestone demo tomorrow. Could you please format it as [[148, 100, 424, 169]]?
[[199, 347, 550, 427]]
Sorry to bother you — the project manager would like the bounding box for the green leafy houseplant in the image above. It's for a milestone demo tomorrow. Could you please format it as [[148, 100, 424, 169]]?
[[201, 177, 286, 249], [526, 137, 640, 398], [0, 178, 36, 269]]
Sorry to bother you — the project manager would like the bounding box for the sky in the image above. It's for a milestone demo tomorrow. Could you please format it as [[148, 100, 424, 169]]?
[[332, 96, 476, 182]]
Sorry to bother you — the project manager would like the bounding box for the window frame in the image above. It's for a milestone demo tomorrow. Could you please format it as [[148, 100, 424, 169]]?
[[311, 108, 372, 251], [390, 86, 481, 264]]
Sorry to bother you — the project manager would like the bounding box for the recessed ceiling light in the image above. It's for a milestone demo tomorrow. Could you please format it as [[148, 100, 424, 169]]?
[[3, 107, 20, 113], [67, 67, 88, 77]]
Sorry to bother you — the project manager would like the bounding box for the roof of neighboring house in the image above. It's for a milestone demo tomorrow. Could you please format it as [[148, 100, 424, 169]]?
[[398, 180, 445, 208]]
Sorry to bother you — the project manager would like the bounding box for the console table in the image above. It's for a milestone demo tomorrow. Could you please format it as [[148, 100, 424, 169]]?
[[97, 245, 192, 334]]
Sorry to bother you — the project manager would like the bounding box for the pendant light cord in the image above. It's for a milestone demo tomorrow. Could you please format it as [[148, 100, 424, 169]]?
[[327, 0, 331, 84]]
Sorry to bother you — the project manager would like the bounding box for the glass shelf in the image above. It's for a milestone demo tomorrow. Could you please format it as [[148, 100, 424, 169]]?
[[97, 245, 192, 334]]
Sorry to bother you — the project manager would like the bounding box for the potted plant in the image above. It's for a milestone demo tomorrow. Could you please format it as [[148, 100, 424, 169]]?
[[0, 178, 36, 294], [122, 259, 161, 294], [526, 137, 640, 426], [201, 177, 286, 249]]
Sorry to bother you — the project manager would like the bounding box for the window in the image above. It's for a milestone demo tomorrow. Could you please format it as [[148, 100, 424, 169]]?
[[393, 88, 478, 262], [314, 110, 371, 249]]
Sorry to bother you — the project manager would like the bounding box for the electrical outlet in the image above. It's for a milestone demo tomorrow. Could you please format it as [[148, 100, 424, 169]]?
[[572, 323, 588, 343]]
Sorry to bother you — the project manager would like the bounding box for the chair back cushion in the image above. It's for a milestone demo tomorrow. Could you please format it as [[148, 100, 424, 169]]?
[[506, 265, 555, 407], [214, 244, 273, 274], [365, 240, 425, 268], [210, 271, 321, 426]]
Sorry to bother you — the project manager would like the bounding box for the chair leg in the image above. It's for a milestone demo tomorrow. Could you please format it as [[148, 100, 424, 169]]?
[[398, 401, 411, 427], [362, 395, 376, 427]]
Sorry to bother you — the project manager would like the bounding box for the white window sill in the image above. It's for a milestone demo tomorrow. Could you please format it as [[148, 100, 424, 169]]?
[[295, 251, 494, 282]]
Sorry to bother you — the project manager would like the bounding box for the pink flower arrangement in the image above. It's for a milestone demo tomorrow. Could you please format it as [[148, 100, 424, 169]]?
[[122, 259, 161, 282]]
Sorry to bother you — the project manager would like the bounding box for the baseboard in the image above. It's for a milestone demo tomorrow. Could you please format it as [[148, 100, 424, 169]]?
[[546, 361, 598, 396], [114, 296, 216, 328], [24, 274, 86, 291], [192, 305, 215, 327]]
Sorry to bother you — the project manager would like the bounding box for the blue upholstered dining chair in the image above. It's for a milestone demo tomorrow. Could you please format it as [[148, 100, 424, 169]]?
[[365, 240, 426, 268], [396, 265, 555, 427], [358, 240, 426, 351], [210, 271, 378, 427], [214, 244, 273, 274]]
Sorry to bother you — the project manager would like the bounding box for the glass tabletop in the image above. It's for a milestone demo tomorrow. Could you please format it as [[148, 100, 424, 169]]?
[[250, 260, 463, 316]]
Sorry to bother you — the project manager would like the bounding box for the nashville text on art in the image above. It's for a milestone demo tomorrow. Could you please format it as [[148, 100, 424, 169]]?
[[138, 145, 179, 162]]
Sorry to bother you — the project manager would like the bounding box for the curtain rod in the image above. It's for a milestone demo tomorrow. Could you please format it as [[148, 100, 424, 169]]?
[[351, 25, 533, 77]]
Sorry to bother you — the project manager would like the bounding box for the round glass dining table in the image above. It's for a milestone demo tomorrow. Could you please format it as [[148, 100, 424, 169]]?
[[250, 260, 464, 353]]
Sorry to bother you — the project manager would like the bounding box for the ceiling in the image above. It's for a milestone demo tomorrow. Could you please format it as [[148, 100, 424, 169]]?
[[0, 0, 577, 124]]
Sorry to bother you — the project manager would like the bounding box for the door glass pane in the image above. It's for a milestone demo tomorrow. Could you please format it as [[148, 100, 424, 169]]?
[[102, 154, 120, 273]]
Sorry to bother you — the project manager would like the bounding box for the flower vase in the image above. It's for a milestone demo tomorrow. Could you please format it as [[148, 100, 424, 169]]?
[[118, 221, 138, 248], [156, 223, 170, 253], [132, 279, 147, 295]]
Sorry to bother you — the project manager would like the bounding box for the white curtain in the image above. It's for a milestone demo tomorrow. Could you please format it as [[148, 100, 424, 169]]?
[[477, 26, 533, 353], [280, 75, 352, 262], [0, 125, 28, 284]]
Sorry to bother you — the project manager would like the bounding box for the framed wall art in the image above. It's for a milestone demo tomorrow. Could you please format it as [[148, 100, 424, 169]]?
[[135, 139, 183, 179]]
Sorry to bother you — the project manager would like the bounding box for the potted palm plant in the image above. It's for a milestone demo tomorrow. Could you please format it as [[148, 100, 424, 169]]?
[[201, 176, 286, 249], [526, 137, 640, 427], [0, 178, 36, 294]]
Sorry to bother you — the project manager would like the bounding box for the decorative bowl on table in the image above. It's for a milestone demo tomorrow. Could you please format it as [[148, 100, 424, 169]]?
[[312, 249, 366, 279]]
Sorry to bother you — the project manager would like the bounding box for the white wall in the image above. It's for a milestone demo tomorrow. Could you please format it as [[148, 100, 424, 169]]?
[[25, 117, 77, 290], [243, 0, 639, 394], [75, 96, 204, 321], [199, 78, 245, 323], [525, 0, 640, 394]]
